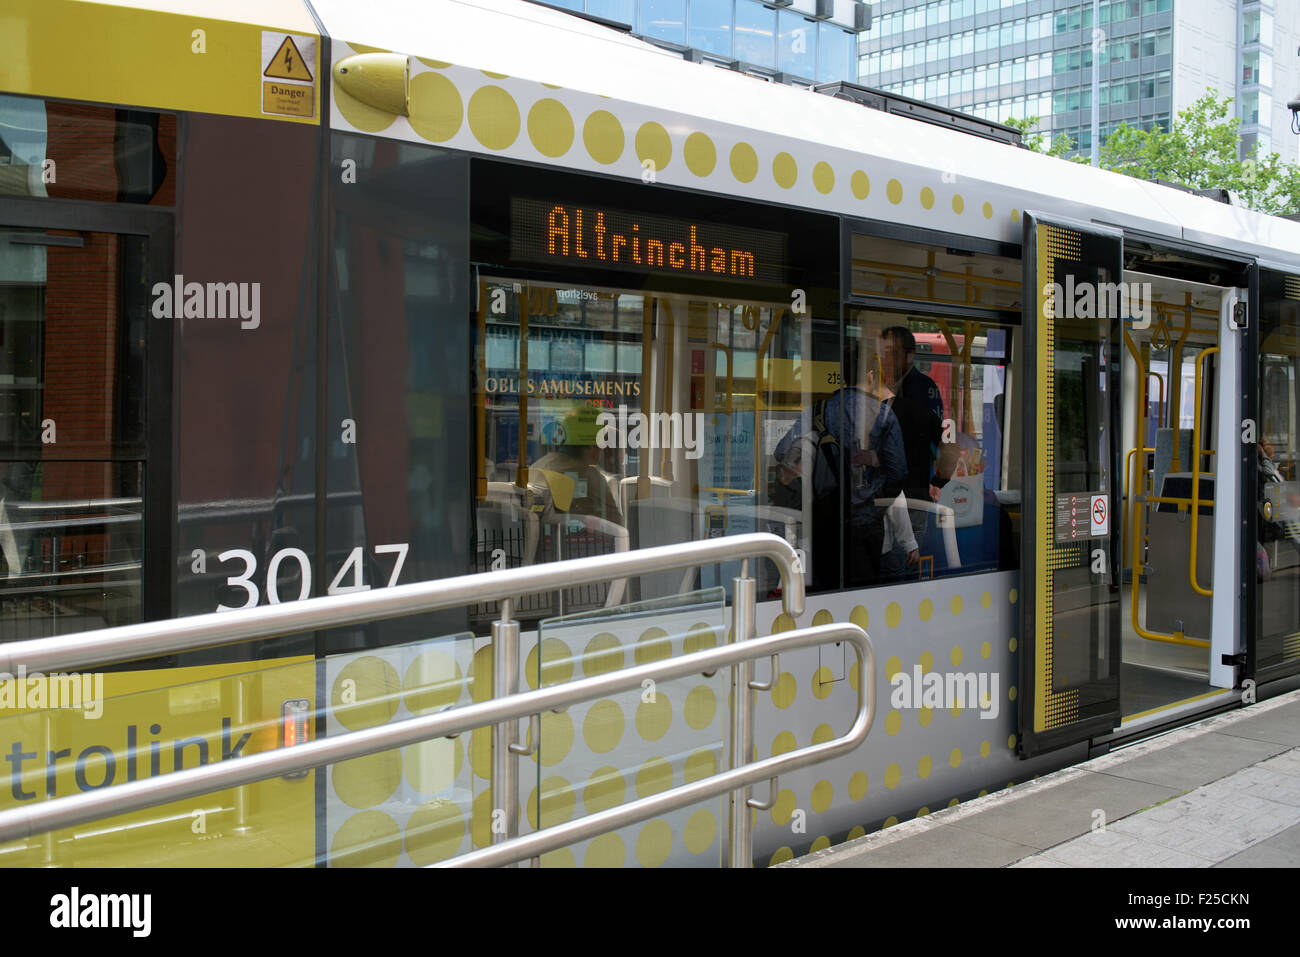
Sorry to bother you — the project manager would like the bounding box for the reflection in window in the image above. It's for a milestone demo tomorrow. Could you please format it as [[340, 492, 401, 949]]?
[[475, 279, 838, 618], [778, 10, 816, 79], [639, 0, 687, 44], [851, 234, 1022, 312], [734, 0, 776, 67], [846, 310, 1019, 581], [0, 96, 175, 204], [689, 0, 732, 57]]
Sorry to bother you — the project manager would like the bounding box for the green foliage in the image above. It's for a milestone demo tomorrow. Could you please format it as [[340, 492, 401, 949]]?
[[1007, 92, 1300, 216]]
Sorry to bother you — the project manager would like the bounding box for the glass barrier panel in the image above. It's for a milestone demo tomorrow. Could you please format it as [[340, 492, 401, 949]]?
[[531, 588, 727, 868]]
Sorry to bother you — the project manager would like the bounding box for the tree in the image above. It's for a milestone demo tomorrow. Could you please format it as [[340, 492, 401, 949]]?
[[1008, 92, 1300, 216], [1001, 115, 1081, 159]]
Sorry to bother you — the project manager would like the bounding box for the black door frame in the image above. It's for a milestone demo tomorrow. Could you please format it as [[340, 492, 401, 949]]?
[[0, 197, 176, 623]]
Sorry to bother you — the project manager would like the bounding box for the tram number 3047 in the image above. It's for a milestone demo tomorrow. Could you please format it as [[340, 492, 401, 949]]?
[[210, 543, 410, 612]]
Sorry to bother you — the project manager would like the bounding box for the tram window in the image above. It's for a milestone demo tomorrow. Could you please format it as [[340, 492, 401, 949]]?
[[850, 234, 1021, 312], [1256, 273, 1300, 673], [840, 310, 1020, 582], [474, 280, 842, 616], [0, 96, 175, 205]]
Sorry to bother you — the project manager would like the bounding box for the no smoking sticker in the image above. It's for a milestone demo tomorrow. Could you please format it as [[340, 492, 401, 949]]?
[[1090, 494, 1108, 536]]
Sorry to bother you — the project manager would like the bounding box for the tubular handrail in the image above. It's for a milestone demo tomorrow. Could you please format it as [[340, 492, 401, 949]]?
[[441, 626, 873, 868], [0, 622, 870, 854], [0, 532, 805, 676], [1189, 345, 1218, 597]]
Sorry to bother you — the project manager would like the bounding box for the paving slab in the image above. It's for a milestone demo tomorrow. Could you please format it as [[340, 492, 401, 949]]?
[[817, 821, 1038, 868], [951, 772, 1180, 851], [784, 690, 1300, 869], [1212, 700, 1300, 747], [1091, 731, 1286, 791]]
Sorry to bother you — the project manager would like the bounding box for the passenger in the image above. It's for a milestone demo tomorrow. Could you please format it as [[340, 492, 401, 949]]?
[[1257, 438, 1300, 578], [530, 405, 625, 527], [772, 344, 906, 587], [878, 326, 951, 523], [880, 491, 921, 581]]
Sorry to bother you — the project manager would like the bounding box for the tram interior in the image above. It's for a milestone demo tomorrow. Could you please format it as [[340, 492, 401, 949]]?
[[473, 234, 1023, 630], [1117, 271, 1233, 720]]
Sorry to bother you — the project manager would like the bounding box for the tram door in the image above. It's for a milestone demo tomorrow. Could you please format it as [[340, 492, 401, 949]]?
[[1018, 213, 1124, 756], [0, 201, 173, 639]]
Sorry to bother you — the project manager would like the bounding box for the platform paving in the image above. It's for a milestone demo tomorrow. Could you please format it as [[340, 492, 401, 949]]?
[[783, 688, 1300, 868]]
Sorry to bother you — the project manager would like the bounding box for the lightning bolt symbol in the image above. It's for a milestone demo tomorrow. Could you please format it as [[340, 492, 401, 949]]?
[[285, 46, 294, 74]]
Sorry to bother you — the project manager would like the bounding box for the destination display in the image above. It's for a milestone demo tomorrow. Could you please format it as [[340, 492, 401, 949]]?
[[510, 197, 787, 282]]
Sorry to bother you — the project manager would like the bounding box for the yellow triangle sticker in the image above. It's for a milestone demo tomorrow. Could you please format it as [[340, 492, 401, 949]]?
[[264, 36, 313, 82]]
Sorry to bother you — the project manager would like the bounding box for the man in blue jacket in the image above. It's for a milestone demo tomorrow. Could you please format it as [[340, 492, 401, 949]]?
[[773, 343, 906, 587]]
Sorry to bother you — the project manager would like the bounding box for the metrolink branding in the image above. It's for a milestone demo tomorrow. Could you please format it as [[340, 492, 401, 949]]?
[[889, 666, 1001, 719], [4, 718, 251, 800], [1041, 277, 1152, 327], [50, 888, 151, 937], [0, 666, 103, 720], [596, 404, 706, 460], [150, 274, 261, 329]]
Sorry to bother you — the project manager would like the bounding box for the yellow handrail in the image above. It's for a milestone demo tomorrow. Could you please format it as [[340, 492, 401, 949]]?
[[1122, 446, 1152, 557], [1145, 371, 1164, 426], [1122, 330, 1208, 648], [1130, 489, 1210, 649], [1189, 346, 1218, 597]]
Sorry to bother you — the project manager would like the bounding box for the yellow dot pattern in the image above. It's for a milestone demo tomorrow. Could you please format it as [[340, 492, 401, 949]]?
[[813, 161, 835, 194], [849, 771, 868, 801], [887, 179, 903, 204], [772, 152, 797, 188], [730, 142, 758, 182], [886, 602, 902, 628], [634, 121, 672, 171], [851, 170, 870, 199], [583, 109, 624, 164], [527, 98, 573, 157], [467, 85, 520, 150], [684, 131, 717, 176], [920, 186, 934, 209]]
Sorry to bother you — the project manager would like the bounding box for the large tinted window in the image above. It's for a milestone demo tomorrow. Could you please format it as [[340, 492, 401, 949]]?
[[848, 232, 1022, 582], [326, 135, 472, 651]]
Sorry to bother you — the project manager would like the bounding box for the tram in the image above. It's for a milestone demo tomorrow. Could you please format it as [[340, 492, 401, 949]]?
[[0, 0, 1298, 868]]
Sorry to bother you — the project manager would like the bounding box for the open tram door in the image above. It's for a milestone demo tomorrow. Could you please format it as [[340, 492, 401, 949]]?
[[1018, 214, 1125, 756], [1019, 213, 1252, 757]]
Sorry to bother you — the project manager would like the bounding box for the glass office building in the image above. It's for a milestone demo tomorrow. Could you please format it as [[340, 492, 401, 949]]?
[[534, 0, 868, 85], [859, 0, 1298, 162]]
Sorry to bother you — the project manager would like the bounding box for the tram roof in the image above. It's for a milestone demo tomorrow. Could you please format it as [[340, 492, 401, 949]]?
[[310, 0, 1300, 272]]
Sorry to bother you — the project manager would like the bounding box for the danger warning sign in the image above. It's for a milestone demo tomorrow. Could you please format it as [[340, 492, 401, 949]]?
[[261, 31, 317, 118]]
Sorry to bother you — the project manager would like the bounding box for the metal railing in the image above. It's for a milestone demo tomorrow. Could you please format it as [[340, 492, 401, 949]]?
[[0, 532, 875, 868], [0, 622, 872, 868]]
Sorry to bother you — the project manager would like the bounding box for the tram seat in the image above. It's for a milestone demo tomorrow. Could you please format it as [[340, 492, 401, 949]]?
[[901, 498, 962, 573], [617, 475, 675, 519], [624, 492, 698, 600], [1153, 429, 1195, 505], [732, 504, 803, 595], [1145, 472, 1214, 637]]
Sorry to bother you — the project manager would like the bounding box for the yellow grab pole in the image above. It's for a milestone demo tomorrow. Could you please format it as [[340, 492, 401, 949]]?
[[1188, 345, 1218, 597]]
